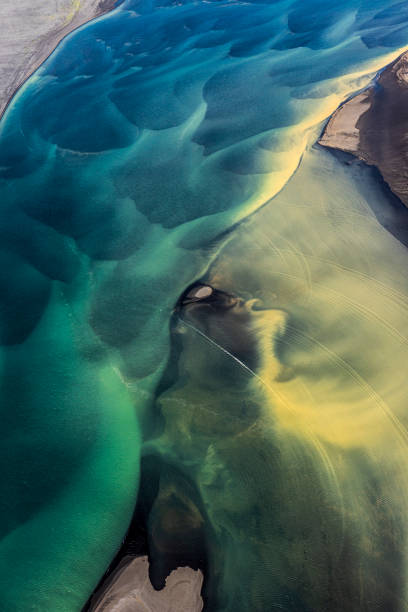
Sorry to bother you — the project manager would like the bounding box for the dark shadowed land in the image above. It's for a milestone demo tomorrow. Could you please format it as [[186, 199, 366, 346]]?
[[319, 51, 408, 208], [0, 0, 119, 119]]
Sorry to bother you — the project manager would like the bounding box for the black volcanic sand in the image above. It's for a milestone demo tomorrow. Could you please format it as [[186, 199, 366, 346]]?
[[356, 52, 408, 207]]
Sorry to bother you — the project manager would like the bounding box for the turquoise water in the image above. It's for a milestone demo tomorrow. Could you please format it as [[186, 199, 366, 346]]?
[[1, 0, 408, 609]]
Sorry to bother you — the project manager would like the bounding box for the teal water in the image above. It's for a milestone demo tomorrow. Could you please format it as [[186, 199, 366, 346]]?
[[1, 0, 408, 609]]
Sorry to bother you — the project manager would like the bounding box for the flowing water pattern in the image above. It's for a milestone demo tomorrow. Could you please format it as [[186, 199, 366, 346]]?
[[1, 0, 408, 610]]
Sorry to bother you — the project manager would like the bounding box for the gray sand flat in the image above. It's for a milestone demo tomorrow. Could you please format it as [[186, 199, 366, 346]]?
[[89, 556, 204, 611], [0, 0, 117, 118]]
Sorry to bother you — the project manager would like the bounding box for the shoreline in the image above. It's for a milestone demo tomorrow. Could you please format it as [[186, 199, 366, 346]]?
[[0, 0, 121, 121], [319, 50, 408, 210]]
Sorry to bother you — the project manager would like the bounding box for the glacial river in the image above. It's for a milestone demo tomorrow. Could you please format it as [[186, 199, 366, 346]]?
[[1, 1, 408, 610]]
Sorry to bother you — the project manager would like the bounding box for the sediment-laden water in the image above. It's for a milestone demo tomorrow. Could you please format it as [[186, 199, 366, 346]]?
[[1, 1, 408, 610]]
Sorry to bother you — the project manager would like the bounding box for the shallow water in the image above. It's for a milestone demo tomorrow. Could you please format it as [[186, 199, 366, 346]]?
[[154, 146, 408, 611], [1, 0, 408, 609]]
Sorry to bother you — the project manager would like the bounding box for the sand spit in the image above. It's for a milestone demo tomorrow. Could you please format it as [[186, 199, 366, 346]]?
[[0, 0, 118, 119], [319, 51, 408, 207], [87, 555, 204, 611], [318, 90, 372, 154]]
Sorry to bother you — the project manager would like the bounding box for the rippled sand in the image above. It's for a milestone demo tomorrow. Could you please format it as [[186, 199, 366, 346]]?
[[197, 144, 408, 609]]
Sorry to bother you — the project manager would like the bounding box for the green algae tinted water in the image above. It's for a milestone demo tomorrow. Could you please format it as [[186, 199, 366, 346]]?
[[1, 0, 408, 609]]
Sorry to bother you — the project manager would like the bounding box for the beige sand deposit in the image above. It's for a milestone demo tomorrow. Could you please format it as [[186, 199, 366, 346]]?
[[88, 556, 204, 612]]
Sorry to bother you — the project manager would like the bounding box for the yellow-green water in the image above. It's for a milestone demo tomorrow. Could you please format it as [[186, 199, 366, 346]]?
[[153, 144, 408, 610]]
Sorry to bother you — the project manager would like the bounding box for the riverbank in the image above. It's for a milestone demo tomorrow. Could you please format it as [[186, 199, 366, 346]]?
[[0, 0, 119, 119], [319, 50, 408, 208]]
